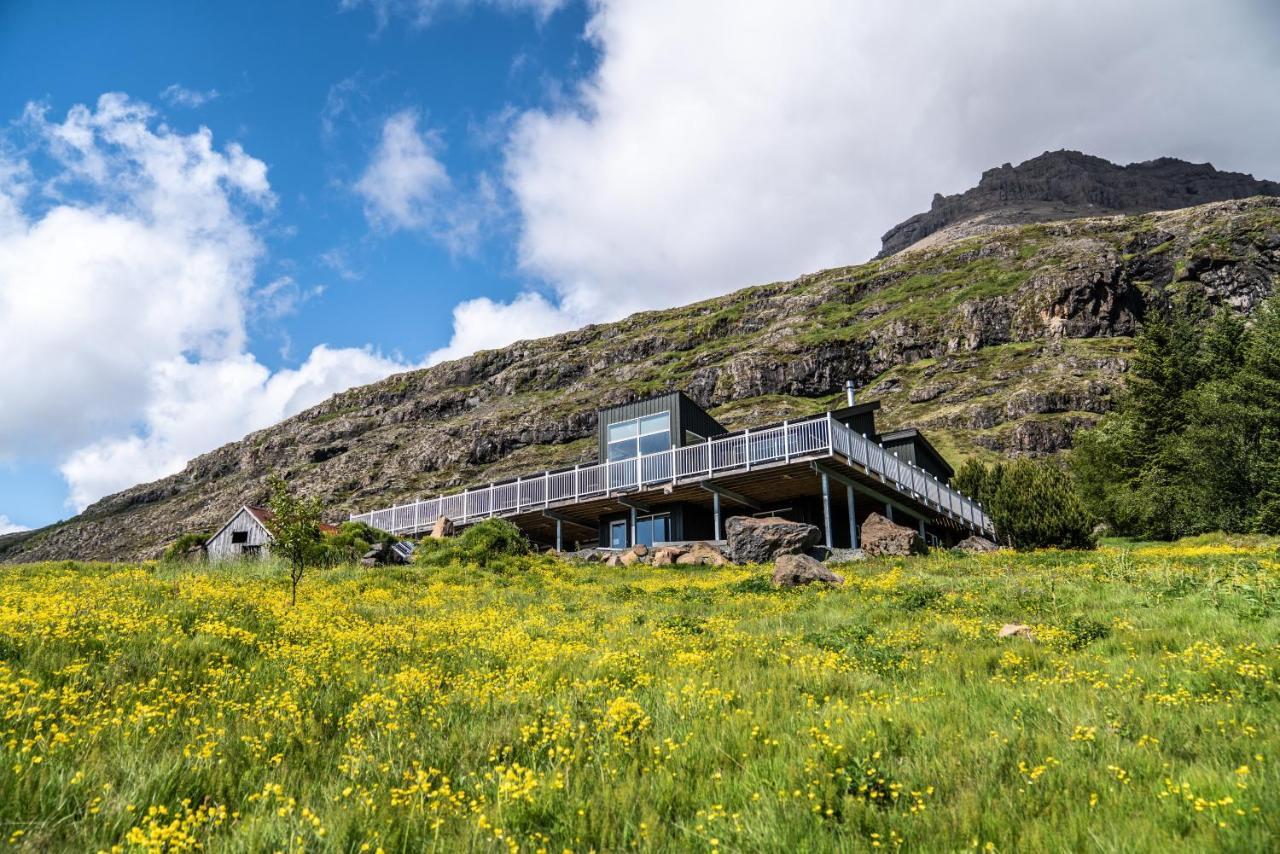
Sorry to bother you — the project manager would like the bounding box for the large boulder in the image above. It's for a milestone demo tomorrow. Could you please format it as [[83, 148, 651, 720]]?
[[650, 546, 686, 566], [771, 553, 845, 587], [956, 535, 1000, 553], [860, 512, 928, 557], [725, 516, 821, 564], [676, 542, 730, 566], [430, 516, 455, 539]]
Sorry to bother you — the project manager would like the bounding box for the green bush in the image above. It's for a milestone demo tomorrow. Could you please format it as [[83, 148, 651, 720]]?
[[415, 518, 535, 569], [161, 532, 208, 562], [988, 459, 1096, 551], [317, 521, 396, 566]]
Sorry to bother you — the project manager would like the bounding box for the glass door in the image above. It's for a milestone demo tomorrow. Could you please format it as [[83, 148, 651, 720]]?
[[609, 520, 629, 550]]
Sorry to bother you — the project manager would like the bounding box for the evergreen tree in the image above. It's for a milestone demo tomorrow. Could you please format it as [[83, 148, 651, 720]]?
[[1072, 294, 1280, 538], [970, 458, 1096, 550]]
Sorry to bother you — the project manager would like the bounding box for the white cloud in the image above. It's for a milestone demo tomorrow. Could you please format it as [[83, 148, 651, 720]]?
[[429, 0, 1280, 361], [341, 0, 566, 31], [0, 93, 414, 511], [427, 290, 578, 364], [355, 109, 498, 253], [0, 515, 29, 535], [160, 84, 220, 109], [355, 109, 450, 231], [60, 346, 406, 510]]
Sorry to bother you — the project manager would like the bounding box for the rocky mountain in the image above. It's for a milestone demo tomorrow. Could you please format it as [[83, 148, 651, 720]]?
[[2, 196, 1278, 562], [878, 150, 1280, 258]]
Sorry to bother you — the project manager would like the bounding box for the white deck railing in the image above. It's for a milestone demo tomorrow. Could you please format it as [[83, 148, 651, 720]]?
[[350, 413, 994, 536]]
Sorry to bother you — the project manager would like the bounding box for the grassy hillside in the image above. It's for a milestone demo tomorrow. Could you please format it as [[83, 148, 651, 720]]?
[[2, 542, 1278, 850], [2, 198, 1277, 561]]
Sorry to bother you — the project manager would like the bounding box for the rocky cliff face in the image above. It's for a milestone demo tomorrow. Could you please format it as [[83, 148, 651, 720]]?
[[3, 197, 1278, 562], [878, 150, 1280, 258]]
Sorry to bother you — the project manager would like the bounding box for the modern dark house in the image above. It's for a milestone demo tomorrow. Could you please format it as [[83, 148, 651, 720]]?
[[352, 385, 993, 551]]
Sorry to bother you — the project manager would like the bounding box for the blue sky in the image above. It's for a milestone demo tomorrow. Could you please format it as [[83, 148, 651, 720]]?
[[1, 0, 1278, 533]]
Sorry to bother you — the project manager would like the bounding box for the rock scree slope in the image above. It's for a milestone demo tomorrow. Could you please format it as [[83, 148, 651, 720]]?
[[2, 195, 1278, 562]]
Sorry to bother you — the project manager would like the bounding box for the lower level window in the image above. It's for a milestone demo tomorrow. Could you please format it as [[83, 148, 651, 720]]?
[[635, 513, 670, 547], [609, 520, 629, 550]]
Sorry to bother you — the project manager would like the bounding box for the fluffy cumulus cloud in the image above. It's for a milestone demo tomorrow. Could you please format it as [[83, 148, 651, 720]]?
[[356, 109, 498, 253], [0, 515, 29, 535], [437, 0, 1280, 357], [0, 94, 409, 510], [427, 290, 574, 364], [59, 346, 404, 511], [356, 109, 451, 231]]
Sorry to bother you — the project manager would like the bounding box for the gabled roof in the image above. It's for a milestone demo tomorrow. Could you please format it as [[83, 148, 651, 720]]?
[[206, 505, 274, 546], [205, 504, 340, 547]]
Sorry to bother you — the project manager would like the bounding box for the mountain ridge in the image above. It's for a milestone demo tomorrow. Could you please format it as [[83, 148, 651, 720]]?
[[878, 150, 1280, 258], [3, 194, 1278, 562]]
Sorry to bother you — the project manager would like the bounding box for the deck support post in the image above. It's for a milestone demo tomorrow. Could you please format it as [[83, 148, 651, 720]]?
[[918, 517, 926, 539], [630, 506, 637, 549], [713, 491, 722, 541], [846, 485, 858, 549], [886, 503, 894, 522], [821, 472, 833, 550], [556, 519, 563, 553]]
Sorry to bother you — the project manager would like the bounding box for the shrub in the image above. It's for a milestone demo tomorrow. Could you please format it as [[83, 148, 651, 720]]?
[[161, 532, 209, 562], [987, 459, 1097, 551], [415, 518, 534, 569], [318, 521, 396, 566]]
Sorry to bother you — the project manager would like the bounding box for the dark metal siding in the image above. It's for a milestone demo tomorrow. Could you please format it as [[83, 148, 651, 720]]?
[[844, 412, 878, 437], [882, 435, 919, 468], [678, 395, 728, 444], [882, 435, 952, 484]]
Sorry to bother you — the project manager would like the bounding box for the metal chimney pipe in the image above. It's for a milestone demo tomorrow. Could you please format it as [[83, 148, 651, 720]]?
[[845, 380, 856, 406]]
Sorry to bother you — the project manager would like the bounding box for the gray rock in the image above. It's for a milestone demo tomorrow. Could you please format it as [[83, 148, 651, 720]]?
[[771, 553, 845, 587], [860, 513, 928, 557], [726, 516, 821, 564], [676, 542, 729, 566], [955, 535, 1000, 553]]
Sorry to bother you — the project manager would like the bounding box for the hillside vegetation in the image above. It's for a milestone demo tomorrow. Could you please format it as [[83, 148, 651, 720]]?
[[2, 542, 1278, 851], [2, 197, 1277, 562]]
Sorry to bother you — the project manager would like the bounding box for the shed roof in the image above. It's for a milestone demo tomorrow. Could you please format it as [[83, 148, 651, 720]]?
[[878, 428, 955, 479]]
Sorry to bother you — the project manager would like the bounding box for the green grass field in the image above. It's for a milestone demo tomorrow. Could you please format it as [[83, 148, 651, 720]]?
[[2, 538, 1278, 851]]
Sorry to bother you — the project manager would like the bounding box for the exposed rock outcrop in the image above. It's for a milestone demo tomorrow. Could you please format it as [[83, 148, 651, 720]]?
[[879, 150, 1280, 257]]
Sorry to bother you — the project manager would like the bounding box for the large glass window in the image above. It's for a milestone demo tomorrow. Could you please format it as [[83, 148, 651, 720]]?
[[634, 513, 671, 547], [607, 411, 671, 462]]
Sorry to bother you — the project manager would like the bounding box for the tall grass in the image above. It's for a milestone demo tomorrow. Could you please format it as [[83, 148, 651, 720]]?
[[1, 540, 1278, 851]]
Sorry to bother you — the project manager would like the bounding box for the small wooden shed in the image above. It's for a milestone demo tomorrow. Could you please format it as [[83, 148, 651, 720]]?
[[205, 505, 276, 562]]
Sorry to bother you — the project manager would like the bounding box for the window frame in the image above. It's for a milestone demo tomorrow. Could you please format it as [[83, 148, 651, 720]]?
[[634, 512, 671, 547], [606, 410, 672, 463]]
